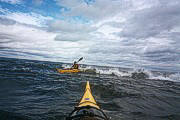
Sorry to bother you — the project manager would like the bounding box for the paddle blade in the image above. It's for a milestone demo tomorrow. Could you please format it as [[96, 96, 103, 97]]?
[[77, 57, 83, 62]]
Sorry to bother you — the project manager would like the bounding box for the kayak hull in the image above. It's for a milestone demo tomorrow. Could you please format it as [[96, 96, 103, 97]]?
[[57, 68, 97, 74], [56, 68, 80, 73]]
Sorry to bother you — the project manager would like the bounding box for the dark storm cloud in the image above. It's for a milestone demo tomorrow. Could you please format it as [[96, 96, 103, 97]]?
[[119, 2, 180, 39]]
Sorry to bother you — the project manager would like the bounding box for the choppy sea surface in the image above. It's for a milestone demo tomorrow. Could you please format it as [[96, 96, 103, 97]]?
[[0, 57, 180, 120]]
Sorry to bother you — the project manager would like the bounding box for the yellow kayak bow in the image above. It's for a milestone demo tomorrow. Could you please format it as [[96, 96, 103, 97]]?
[[78, 81, 100, 109], [66, 81, 109, 120]]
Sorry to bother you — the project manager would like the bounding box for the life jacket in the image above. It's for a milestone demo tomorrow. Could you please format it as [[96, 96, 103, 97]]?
[[73, 64, 79, 69]]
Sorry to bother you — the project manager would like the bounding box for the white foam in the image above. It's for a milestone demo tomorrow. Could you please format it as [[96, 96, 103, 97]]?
[[169, 73, 180, 82], [96, 68, 131, 77], [61, 64, 72, 69], [149, 75, 171, 81], [132, 68, 180, 82]]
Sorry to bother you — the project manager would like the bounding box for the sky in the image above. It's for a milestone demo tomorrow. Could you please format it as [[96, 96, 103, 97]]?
[[0, 0, 180, 71]]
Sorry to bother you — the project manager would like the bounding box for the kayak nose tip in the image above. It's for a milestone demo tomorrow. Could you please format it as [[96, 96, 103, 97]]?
[[86, 81, 90, 90]]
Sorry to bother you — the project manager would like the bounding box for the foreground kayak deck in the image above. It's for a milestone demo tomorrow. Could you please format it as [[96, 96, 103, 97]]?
[[78, 81, 99, 109], [66, 81, 109, 120]]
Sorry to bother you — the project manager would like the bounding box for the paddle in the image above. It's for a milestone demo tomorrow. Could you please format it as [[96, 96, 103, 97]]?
[[77, 57, 83, 63]]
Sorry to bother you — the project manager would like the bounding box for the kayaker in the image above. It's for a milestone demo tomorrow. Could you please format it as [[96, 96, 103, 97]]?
[[71, 61, 79, 69]]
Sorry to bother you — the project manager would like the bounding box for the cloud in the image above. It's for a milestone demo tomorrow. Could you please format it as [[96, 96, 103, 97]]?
[[48, 19, 98, 43], [0, 17, 16, 25], [119, 2, 180, 39], [0, 18, 92, 62], [55, 0, 130, 21], [0, 10, 53, 27], [0, 23, 58, 60], [54, 32, 94, 41], [108, 0, 180, 67], [33, 0, 43, 5], [48, 20, 96, 33], [0, 0, 22, 4]]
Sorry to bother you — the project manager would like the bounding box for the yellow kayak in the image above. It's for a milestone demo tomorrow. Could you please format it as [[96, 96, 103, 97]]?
[[66, 81, 109, 120], [56, 68, 80, 73], [56, 68, 97, 74]]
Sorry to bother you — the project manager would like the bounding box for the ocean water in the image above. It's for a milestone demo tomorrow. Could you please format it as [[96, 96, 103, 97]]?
[[0, 57, 180, 120]]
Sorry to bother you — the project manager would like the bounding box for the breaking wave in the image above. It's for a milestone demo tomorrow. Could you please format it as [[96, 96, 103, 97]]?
[[61, 63, 180, 82]]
